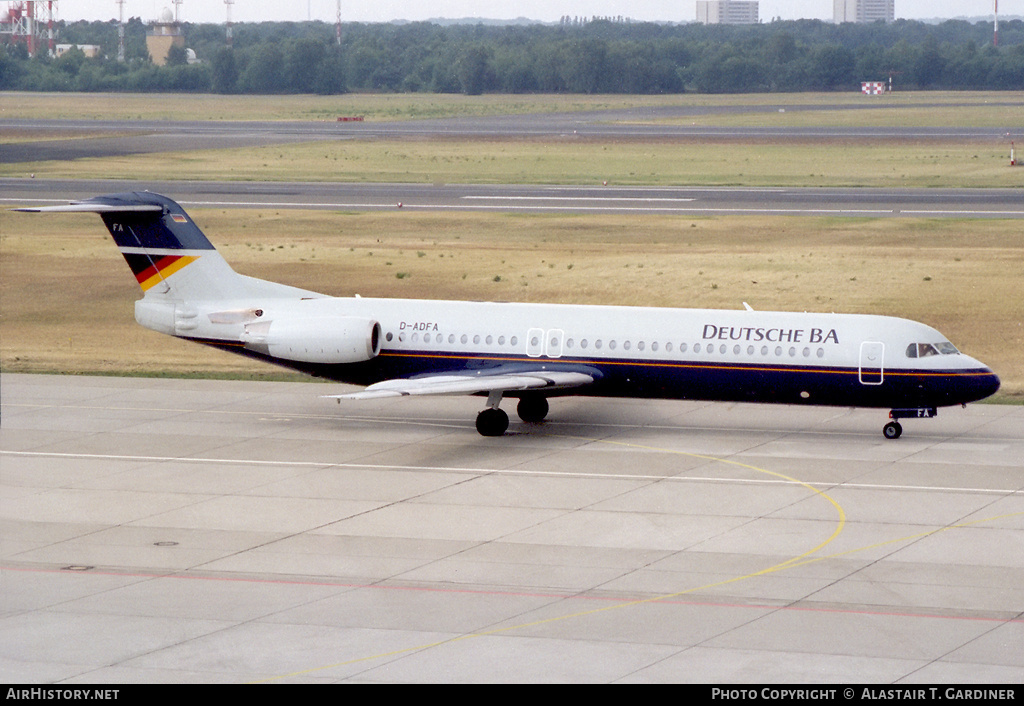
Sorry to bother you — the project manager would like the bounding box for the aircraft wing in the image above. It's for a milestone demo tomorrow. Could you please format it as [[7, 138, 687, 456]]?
[[326, 370, 594, 400]]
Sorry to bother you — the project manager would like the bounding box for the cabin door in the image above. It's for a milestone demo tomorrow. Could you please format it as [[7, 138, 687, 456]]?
[[526, 328, 564, 358], [859, 341, 885, 385]]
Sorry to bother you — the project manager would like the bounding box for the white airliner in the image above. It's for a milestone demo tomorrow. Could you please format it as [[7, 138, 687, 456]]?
[[17, 192, 1000, 438]]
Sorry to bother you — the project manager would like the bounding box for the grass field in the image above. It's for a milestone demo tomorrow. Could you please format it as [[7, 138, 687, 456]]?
[[2, 91, 1021, 398], [3, 138, 1019, 188], [2, 208, 1021, 398], [3, 90, 1021, 124], [3, 91, 1022, 187]]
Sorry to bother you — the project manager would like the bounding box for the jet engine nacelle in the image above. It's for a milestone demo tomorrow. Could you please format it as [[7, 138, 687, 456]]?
[[245, 316, 382, 365]]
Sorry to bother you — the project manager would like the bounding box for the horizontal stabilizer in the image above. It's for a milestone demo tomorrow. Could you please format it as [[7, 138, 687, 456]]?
[[14, 203, 164, 214], [328, 371, 594, 400]]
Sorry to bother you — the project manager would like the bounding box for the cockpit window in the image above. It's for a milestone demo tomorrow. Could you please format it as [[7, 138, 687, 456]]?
[[906, 342, 960, 358]]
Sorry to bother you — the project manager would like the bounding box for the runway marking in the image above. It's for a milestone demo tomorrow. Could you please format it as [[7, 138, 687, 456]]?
[[241, 434, 848, 682], [3, 449, 1023, 496], [4, 444, 1022, 681], [460, 196, 697, 202], [246, 432, 1023, 682]]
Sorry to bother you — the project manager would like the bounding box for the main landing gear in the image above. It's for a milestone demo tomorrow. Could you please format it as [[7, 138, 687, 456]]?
[[883, 407, 938, 439], [475, 392, 549, 436]]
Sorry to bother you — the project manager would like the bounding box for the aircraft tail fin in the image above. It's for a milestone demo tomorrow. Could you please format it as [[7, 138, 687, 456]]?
[[16, 192, 317, 302]]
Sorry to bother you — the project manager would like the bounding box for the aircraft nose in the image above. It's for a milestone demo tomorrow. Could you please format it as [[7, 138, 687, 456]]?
[[981, 369, 1001, 398], [968, 363, 1000, 402]]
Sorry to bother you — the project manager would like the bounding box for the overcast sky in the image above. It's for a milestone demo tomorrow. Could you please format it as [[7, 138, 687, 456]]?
[[59, 0, 1021, 26]]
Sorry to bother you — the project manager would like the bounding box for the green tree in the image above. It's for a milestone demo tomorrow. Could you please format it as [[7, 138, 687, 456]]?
[[211, 47, 238, 93], [285, 37, 326, 93], [238, 43, 285, 93], [456, 44, 494, 95], [165, 44, 189, 67]]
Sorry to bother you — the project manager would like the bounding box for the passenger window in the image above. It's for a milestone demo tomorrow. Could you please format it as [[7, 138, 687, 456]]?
[[510, 336, 518, 346]]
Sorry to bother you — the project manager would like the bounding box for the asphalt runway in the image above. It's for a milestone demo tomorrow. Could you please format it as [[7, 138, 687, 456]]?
[[2, 373, 1022, 683], [4, 177, 1023, 219]]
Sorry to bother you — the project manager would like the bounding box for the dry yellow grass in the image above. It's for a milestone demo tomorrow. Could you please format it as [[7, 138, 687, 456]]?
[[3, 90, 1020, 124], [3, 137, 1019, 188], [2, 208, 1021, 398]]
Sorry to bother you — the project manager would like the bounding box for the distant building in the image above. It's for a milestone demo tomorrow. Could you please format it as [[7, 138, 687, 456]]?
[[833, 0, 894, 23], [696, 0, 759, 25], [56, 44, 102, 59], [146, 8, 185, 66]]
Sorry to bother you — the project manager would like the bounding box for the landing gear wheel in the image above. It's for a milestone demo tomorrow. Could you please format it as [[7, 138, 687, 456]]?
[[476, 408, 509, 437], [517, 396, 549, 423], [883, 421, 903, 440]]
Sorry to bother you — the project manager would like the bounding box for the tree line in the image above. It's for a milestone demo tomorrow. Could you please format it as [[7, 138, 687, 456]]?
[[1, 18, 1022, 94]]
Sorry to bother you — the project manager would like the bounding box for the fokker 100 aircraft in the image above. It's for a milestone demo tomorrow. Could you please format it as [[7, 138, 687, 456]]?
[[17, 192, 1000, 438]]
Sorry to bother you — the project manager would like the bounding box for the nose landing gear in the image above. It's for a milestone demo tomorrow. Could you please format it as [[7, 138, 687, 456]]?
[[883, 407, 937, 439]]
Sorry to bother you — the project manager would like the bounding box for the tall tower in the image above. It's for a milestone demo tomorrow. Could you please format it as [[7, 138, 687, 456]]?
[[3, 1, 58, 57], [994, 0, 999, 45], [224, 0, 234, 47], [117, 0, 125, 62], [146, 7, 184, 66]]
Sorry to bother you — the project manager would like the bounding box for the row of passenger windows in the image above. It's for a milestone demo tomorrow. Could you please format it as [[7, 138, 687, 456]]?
[[384, 330, 828, 360]]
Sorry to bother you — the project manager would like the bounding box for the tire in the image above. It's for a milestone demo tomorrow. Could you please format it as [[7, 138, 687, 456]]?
[[476, 408, 509, 436], [517, 396, 549, 423]]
